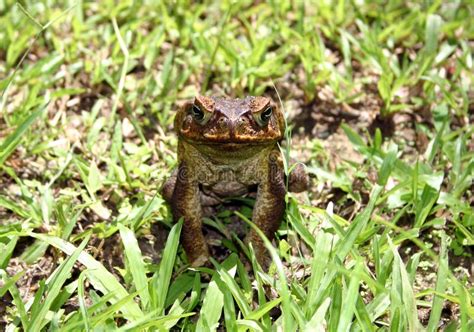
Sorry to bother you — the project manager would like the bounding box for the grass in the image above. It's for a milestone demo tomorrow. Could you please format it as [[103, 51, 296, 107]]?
[[0, 0, 473, 330]]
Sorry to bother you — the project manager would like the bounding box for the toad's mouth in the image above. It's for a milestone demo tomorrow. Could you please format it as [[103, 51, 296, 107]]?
[[182, 136, 279, 145], [183, 138, 277, 155], [186, 140, 277, 149]]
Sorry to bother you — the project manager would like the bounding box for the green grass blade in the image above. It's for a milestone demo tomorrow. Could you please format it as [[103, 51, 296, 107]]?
[[87, 291, 139, 328], [5, 274, 29, 331], [427, 232, 449, 331], [337, 184, 383, 260], [389, 238, 420, 331], [61, 293, 116, 331], [0, 270, 25, 298], [212, 254, 251, 317], [29, 236, 89, 331], [425, 14, 443, 54], [222, 276, 238, 332], [118, 312, 195, 331], [287, 198, 316, 248], [197, 255, 237, 331], [0, 196, 30, 219], [236, 211, 295, 331], [377, 145, 397, 186], [236, 319, 264, 331], [305, 230, 333, 315], [337, 260, 363, 332], [246, 298, 282, 321], [165, 272, 195, 309], [304, 297, 331, 331], [0, 107, 45, 166], [354, 295, 376, 332], [118, 224, 150, 310], [77, 271, 91, 332], [188, 272, 202, 312], [0, 235, 18, 269], [414, 183, 440, 228], [328, 277, 342, 330], [366, 293, 390, 323], [151, 218, 183, 314], [28, 232, 143, 322]]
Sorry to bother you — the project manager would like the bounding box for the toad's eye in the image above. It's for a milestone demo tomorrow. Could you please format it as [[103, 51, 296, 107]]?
[[258, 106, 272, 126], [191, 104, 204, 122]]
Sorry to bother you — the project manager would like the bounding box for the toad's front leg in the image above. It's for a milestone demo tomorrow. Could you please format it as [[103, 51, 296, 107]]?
[[245, 154, 286, 268], [171, 162, 209, 266]]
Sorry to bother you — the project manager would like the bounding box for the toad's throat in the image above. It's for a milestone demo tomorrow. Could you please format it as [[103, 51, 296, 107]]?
[[185, 141, 276, 153], [182, 139, 275, 162]]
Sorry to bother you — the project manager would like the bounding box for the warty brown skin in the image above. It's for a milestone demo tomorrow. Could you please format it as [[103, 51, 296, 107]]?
[[161, 95, 307, 267]]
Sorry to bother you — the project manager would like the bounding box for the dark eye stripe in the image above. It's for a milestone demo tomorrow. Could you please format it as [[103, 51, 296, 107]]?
[[261, 107, 272, 122], [192, 104, 204, 121]]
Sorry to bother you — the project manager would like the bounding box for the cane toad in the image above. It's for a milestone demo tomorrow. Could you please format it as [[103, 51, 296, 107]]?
[[161, 95, 308, 267]]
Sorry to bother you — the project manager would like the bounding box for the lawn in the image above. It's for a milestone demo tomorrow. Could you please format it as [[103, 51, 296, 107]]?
[[0, 0, 473, 330]]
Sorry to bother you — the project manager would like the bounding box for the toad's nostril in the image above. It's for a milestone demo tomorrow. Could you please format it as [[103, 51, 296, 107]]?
[[237, 117, 247, 127], [217, 117, 227, 127], [236, 117, 249, 129]]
